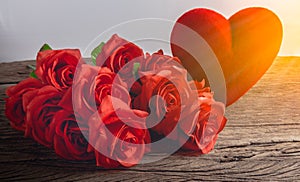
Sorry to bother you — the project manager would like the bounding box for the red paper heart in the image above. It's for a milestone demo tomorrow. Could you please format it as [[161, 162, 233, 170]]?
[[170, 7, 283, 106]]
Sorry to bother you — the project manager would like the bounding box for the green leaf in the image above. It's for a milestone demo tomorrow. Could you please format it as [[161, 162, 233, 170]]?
[[29, 71, 38, 79], [91, 42, 105, 65], [39, 43, 52, 52], [132, 63, 140, 79]]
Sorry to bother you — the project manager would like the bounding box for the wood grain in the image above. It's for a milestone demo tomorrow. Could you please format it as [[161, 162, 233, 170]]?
[[0, 57, 300, 181]]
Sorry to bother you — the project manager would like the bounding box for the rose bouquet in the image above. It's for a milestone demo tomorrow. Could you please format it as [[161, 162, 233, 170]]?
[[5, 34, 227, 168]]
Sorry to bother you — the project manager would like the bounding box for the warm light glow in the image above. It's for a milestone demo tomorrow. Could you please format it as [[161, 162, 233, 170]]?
[[263, 1, 300, 55]]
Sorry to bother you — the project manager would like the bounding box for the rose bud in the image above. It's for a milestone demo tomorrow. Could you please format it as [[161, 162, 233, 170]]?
[[35, 49, 81, 92], [88, 96, 150, 168], [24, 85, 62, 148], [50, 110, 95, 161], [5, 78, 44, 131]]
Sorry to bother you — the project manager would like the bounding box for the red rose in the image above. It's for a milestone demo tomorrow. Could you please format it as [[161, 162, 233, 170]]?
[[129, 50, 183, 97], [35, 49, 81, 92], [72, 64, 130, 122], [96, 34, 144, 79], [50, 109, 95, 160], [88, 96, 150, 168], [94, 67, 130, 107], [132, 62, 193, 138], [5, 78, 44, 131], [130, 50, 184, 100], [72, 64, 99, 120], [24, 85, 62, 148], [178, 81, 227, 154], [132, 74, 180, 137]]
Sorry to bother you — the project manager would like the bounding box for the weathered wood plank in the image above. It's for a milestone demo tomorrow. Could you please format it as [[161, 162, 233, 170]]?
[[0, 60, 35, 84], [0, 57, 300, 181]]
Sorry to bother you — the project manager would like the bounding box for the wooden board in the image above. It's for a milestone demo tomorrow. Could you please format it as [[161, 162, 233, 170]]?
[[0, 57, 300, 181]]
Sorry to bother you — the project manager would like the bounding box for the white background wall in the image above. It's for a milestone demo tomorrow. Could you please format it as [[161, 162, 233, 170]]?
[[1, 0, 300, 62]]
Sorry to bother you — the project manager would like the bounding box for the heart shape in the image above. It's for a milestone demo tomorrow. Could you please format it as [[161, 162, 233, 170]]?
[[170, 7, 283, 106]]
